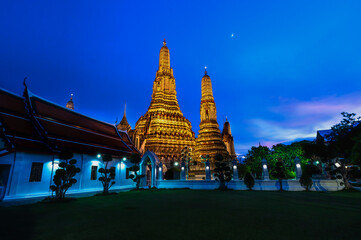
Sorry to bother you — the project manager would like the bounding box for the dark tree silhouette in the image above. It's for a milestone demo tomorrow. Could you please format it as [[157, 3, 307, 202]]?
[[127, 153, 145, 189], [98, 154, 116, 194], [244, 172, 255, 190], [50, 150, 81, 200], [274, 158, 286, 191], [213, 154, 232, 190]]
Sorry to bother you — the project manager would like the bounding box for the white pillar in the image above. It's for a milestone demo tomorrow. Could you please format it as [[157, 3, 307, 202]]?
[[294, 157, 302, 180], [261, 158, 270, 180], [232, 159, 239, 180]]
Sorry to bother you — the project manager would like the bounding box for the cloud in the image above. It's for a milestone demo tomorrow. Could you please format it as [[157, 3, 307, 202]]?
[[235, 92, 361, 154]]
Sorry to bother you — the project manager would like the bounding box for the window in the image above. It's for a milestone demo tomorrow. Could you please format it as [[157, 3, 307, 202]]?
[[29, 162, 43, 182], [126, 168, 130, 179], [110, 167, 116, 180], [91, 166, 98, 180]]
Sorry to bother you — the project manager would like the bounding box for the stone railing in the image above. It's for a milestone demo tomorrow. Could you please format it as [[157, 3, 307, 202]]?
[[156, 179, 342, 191]]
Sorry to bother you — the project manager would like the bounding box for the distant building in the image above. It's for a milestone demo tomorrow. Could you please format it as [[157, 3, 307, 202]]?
[[316, 129, 333, 144], [222, 117, 237, 159], [66, 93, 74, 110], [117, 104, 132, 133]]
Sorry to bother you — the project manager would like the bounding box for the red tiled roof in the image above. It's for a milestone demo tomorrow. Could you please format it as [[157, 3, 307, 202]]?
[[0, 88, 139, 156]]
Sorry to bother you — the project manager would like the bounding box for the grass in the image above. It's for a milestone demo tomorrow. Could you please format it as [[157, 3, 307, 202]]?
[[1, 190, 361, 240]]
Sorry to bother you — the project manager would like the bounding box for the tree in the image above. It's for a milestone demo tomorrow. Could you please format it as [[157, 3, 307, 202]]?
[[245, 145, 270, 179], [98, 154, 116, 194], [237, 163, 250, 179], [213, 154, 232, 190], [269, 143, 309, 179], [244, 172, 255, 190], [326, 112, 361, 159], [50, 151, 81, 200], [273, 158, 286, 191], [127, 153, 145, 189], [299, 164, 321, 191]]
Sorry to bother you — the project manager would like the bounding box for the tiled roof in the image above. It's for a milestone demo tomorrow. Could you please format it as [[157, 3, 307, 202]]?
[[0, 88, 138, 157]]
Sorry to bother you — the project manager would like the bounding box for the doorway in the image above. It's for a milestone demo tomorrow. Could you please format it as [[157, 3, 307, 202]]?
[[0, 164, 11, 201]]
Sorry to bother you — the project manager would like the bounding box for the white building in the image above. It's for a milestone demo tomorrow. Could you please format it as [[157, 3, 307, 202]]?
[[0, 87, 143, 201]]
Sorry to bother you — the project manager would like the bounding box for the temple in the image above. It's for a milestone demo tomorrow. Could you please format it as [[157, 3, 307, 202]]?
[[130, 40, 196, 163], [222, 117, 237, 159], [117, 104, 132, 132], [66, 94, 74, 110], [0, 87, 140, 201], [193, 69, 229, 162]]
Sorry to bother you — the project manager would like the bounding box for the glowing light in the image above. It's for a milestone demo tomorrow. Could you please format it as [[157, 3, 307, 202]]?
[[174, 162, 179, 166], [122, 157, 126, 161], [315, 161, 319, 165], [231, 33, 234, 38], [296, 163, 301, 168], [233, 165, 237, 169], [97, 154, 101, 158], [91, 160, 100, 166], [181, 167, 184, 170], [206, 166, 210, 170], [335, 162, 341, 168], [263, 165, 267, 169], [159, 167, 162, 171], [120, 162, 125, 169]]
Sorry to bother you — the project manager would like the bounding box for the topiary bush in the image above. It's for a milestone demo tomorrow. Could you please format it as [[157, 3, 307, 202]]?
[[244, 172, 255, 190], [50, 150, 80, 200]]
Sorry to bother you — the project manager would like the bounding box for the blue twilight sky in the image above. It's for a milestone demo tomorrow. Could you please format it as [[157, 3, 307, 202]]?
[[1, 1, 361, 154]]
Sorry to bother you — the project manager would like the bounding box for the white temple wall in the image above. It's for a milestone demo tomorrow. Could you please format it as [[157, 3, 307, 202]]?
[[1, 152, 136, 201]]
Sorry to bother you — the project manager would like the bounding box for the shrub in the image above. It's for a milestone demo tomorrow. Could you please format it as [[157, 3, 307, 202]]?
[[299, 172, 313, 191], [214, 154, 232, 190], [98, 154, 116, 194], [127, 153, 145, 189], [50, 150, 80, 200], [244, 172, 255, 190]]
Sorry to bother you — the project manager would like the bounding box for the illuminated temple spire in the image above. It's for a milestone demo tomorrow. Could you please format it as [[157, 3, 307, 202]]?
[[194, 68, 229, 162], [132, 40, 195, 162], [117, 103, 131, 132], [222, 117, 237, 159], [66, 93, 74, 110]]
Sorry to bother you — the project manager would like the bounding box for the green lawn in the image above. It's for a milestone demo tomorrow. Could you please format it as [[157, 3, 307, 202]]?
[[1, 190, 361, 240]]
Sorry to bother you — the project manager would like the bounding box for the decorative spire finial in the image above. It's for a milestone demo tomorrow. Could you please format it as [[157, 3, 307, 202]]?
[[124, 102, 126, 118], [163, 38, 166, 46], [204, 66, 207, 75], [70, 93, 73, 100], [23, 77, 28, 87], [226, 116, 228, 122]]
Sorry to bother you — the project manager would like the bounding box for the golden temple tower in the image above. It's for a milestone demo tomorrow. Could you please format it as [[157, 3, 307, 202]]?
[[117, 104, 132, 132], [222, 117, 237, 159], [66, 94, 74, 110], [194, 68, 229, 162], [132, 39, 196, 163]]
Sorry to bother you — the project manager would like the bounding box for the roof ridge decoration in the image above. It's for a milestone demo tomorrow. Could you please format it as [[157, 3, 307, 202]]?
[[22, 82, 59, 152]]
